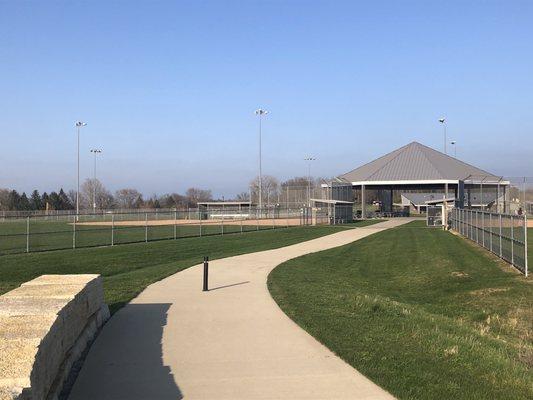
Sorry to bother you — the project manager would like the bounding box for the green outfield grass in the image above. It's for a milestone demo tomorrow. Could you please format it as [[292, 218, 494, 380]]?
[[0, 218, 288, 254], [268, 221, 533, 400], [0, 224, 363, 314]]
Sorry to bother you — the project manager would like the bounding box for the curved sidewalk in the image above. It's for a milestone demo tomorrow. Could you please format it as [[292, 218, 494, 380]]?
[[69, 219, 411, 400]]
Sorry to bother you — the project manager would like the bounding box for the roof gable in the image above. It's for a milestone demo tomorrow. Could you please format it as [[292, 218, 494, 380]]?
[[339, 142, 499, 182]]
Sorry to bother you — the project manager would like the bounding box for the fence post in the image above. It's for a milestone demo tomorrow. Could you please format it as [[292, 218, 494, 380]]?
[[525, 214, 528, 277], [482, 211, 485, 248], [499, 214, 502, 258], [26, 216, 30, 253], [240, 216, 243, 234], [145, 213, 148, 243], [221, 217, 224, 236], [174, 210, 177, 240], [469, 210, 472, 239], [511, 215, 514, 266], [72, 215, 76, 249], [199, 218, 202, 237], [476, 211, 479, 243], [111, 214, 115, 246], [490, 212, 493, 253]]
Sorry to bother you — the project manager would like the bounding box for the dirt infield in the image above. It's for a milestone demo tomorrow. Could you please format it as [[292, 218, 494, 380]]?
[[74, 218, 304, 227]]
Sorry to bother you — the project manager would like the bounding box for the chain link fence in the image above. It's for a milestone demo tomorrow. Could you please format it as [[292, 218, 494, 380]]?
[[506, 177, 533, 215], [0, 207, 320, 256], [449, 208, 528, 276]]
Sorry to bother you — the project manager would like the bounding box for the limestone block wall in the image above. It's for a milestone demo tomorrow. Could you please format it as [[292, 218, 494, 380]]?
[[0, 275, 110, 400]]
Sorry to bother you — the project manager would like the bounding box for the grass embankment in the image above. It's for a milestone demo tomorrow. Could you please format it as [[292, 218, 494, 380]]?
[[268, 221, 533, 400], [0, 225, 356, 314]]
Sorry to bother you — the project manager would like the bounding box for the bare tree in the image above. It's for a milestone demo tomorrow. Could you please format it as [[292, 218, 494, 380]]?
[[115, 188, 143, 209], [235, 191, 250, 201], [80, 179, 114, 210], [185, 188, 213, 206], [159, 194, 185, 208], [250, 175, 279, 206], [0, 188, 9, 211]]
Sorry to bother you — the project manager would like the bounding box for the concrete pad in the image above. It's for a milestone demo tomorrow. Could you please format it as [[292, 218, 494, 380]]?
[[69, 220, 412, 399]]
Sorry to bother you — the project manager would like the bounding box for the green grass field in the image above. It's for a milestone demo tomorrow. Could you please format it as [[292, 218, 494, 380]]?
[[268, 221, 533, 400], [0, 218, 284, 254], [0, 224, 363, 314]]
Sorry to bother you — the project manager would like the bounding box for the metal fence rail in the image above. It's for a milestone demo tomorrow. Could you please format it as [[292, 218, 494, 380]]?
[[449, 208, 528, 276], [0, 207, 320, 256]]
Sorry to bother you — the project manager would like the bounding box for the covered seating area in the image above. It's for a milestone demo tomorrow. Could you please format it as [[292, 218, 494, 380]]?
[[324, 142, 509, 218]]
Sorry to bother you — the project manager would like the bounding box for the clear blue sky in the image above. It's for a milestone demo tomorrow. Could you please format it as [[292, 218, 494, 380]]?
[[1, 0, 532, 197]]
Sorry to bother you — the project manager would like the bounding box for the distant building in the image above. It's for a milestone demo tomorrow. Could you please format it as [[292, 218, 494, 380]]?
[[324, 141, 509, 217]]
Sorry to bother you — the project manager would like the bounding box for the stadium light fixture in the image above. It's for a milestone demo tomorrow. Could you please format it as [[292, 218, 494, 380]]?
[[450, 140, 457, 158], [304, 157, 316, 207], [439, 117, 447, 155], [255, 109, 269, 211], [90, 149, 102, 212], [75, 121, 87, 219]]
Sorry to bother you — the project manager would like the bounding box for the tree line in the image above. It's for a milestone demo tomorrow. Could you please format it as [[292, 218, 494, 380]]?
[[0, 180, 214, 212], [0, 175, 322, 212]]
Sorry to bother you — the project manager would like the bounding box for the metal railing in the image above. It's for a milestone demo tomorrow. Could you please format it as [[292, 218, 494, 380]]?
[[0, 207, 320, 256], [449, 208, 528, 276]]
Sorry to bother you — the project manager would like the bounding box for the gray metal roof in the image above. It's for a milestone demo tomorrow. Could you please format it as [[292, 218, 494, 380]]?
[[339, 142, 500, 183], [401, 192, 455, 206]]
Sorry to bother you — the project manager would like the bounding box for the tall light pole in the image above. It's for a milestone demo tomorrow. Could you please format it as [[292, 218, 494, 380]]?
[[75, 121, 87, 218], [450, 140, 457, 158], [90, 149, 102, 213], [304, 157, 316, 207], [255, 109, 268, 212], [439, 117, 447, 154]]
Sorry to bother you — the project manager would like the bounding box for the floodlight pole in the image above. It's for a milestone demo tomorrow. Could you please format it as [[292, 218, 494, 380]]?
[[439, 118, 447, 155], [75, 121, 87, 220], [450, 140, 457, 158], [90, 149, 102, 213], [304, 157, 316, 207], [255, 109, 268, 213]]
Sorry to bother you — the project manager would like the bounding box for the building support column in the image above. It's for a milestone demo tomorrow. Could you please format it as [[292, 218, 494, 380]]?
[[503, 185, 509, 213], [361, 184, 366, 219]]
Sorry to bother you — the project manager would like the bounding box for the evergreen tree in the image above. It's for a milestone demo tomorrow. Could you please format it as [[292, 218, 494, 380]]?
[[133, 195, 144, 209], [7, 190, 20, 210], [48, 192, 61, 210], [58, 188, 73, 210], [19, 193, 31, 210], [41, 192, 50, 211], [30, 190, 42, 210]]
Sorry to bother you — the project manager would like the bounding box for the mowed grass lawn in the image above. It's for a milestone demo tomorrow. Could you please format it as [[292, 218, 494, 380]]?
[[268, 221, 533, 400], [0, 224, 362, 314], [0, 219, 285, 255]]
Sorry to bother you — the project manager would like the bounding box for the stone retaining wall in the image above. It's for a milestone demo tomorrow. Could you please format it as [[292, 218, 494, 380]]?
[[0, 275, 110, 400]]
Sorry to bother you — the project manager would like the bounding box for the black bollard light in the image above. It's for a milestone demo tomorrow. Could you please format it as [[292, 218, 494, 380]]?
[[203, 256, 209, 291]]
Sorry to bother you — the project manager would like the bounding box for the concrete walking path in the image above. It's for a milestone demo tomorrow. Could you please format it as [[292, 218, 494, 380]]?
[[69, 219, 411, 399]]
